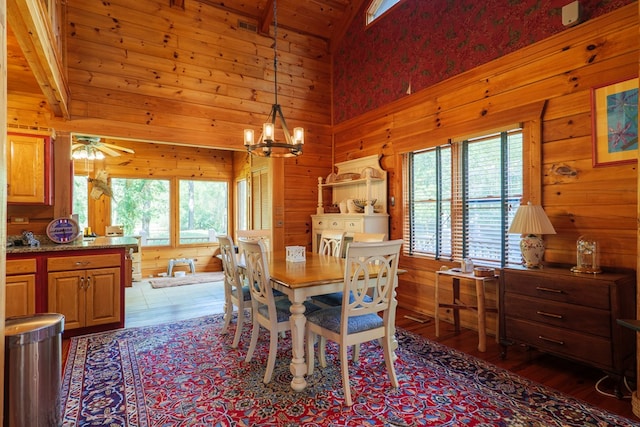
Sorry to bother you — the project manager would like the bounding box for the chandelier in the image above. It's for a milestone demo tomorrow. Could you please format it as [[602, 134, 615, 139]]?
[[243, 0, 304, 157]]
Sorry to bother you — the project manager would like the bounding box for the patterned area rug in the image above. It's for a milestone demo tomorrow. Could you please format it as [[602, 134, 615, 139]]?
[[148, 272, 224, 288], [61, 313, 637, 426]]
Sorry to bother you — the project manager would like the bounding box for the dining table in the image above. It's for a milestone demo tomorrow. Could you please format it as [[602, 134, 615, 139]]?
[[263, 252, 401, 392]]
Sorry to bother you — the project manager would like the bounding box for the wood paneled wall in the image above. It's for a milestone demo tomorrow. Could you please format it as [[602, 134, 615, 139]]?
[[333, 4, 639, 328], [75, 140, 233, 277], [6, 0, 333, 257]]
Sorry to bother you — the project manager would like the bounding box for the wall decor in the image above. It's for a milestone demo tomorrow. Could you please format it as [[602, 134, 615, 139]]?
[[591, 76, 638, 167]]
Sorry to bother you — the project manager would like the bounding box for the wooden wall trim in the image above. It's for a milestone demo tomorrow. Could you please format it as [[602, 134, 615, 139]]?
[[7, 0, 69, 117]]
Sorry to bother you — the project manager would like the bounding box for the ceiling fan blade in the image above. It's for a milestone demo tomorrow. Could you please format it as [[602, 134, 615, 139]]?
[[101, 142, 135, 154], [95, 145, 122, 157]]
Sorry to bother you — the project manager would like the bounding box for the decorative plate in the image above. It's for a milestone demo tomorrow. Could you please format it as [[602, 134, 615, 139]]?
[[47, 218, 81, 244]]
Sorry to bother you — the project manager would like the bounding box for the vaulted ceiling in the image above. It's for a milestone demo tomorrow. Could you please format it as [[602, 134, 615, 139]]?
[[6, 0, 367, 104]]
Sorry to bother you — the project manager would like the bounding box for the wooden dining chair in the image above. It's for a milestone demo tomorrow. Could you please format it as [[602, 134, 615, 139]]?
[[240, 239, 321, 384], [218, 235, 252, 349], [318, 230, 346, 257], [305, 239, 403, 406], [313, 232, 385, 307]]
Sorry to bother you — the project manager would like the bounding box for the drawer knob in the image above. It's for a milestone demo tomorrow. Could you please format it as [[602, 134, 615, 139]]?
[[538, 335, 564, 345], [536, 310, 563, 319], [75, 261, 91, 266]]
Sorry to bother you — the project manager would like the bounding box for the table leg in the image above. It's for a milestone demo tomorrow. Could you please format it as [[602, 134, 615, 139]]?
[[434, 273, 440, 337], [452, 278, 461, 334], [288, 300, 308, 391], [475, 279, 487, 352]]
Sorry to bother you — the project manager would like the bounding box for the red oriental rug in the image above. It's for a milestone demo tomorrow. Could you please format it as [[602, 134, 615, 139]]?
[[61, 313, 637, 426]]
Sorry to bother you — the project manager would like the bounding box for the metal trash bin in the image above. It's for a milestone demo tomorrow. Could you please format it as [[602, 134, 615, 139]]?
[[4, 313, 65, 427]]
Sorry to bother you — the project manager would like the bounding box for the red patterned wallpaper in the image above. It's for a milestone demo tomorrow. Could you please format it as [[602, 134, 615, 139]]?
[[333, 0, 634, 124]]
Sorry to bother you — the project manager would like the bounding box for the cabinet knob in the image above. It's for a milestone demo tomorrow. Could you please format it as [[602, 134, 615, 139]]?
[[79, 277, 85, 289]]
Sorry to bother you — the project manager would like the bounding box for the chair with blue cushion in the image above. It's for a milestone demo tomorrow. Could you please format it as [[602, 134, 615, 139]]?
[[240, 239, 321, 384], [305, 239, 403, 406], [218, 235, 252, 349], [318, 230, 345, 257], [313, 232, 385, 307]]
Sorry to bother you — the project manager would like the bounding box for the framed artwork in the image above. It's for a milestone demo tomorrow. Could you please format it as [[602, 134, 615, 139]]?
[[591, 76, 638, 167]]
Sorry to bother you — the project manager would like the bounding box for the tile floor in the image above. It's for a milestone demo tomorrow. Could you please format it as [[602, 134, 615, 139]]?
[[124, 278, 227, 328]]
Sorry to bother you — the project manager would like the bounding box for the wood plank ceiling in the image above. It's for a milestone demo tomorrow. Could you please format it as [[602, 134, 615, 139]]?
[[7, 0, 366, 109]]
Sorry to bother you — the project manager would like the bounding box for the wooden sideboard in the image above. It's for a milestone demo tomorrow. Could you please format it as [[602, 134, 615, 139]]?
[[312, 155, 389, 252], [500, 265, 636, 397]]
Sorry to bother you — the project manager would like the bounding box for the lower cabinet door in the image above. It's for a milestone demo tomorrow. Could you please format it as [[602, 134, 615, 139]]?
[[6, 274, 36, 318], [48, 267, 121, 330], [85, 267, 121, 327]]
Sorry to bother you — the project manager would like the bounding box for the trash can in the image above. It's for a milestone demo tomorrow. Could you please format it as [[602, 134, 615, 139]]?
[[4, 313, 65, 427]]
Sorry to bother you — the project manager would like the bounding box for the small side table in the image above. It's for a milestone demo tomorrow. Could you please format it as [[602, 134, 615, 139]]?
[[168, 258, 196, 276], [435, 268, 499, 352]]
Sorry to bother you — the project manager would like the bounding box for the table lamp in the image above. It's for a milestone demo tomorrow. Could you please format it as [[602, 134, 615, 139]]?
[[508, 202, 556, 268]]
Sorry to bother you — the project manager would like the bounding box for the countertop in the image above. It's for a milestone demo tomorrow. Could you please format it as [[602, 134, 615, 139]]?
[[7, 236, 139, 254]]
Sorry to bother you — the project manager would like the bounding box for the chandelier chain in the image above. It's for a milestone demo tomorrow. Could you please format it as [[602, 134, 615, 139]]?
[[273, 0, 278, 106]]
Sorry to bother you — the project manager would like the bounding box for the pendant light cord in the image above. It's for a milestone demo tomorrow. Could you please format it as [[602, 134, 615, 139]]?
[[273, 0, 279, 106]]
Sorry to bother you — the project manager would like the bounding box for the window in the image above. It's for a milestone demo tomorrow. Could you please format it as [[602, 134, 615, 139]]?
[[111, 178, 171, 246], [178, 179, 228, 244], [236, 178, 248, 232], [72, 175, 89, 231], [366, 0, 401, 25], [406, 128, 523, 266]]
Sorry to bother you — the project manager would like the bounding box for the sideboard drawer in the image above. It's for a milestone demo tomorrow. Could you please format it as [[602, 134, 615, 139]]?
[[506, 318, 612, 369], [344, 218, 363, 231], [326, 219, 345, 230], [502, 269, 610, 310], [504, 293, 611, 338], [312, 218, 328, 230]]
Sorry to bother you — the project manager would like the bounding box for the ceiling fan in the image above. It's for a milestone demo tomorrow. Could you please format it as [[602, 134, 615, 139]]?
[[72, 135, 135, 159]]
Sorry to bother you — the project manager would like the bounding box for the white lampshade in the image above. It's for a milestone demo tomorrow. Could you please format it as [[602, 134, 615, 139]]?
[[509, 202, 555, 268], [508, 202, 556, 235]]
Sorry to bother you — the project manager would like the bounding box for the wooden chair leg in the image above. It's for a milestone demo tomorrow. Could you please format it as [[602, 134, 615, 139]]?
[[263, 328, 279, 383], [340, 344, 352, 406], [306, 331, 316, 376], [231, 308, 243, 348], [244, 321, 260, 363], [221, 299, 232, 334]]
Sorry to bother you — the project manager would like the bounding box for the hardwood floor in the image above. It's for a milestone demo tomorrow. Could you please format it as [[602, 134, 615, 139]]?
[[62, 279, 638, 422]]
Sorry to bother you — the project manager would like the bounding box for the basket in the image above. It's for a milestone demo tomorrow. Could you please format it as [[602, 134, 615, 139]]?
[[473, 267, 495, 277], [286, 246, 306, 262]]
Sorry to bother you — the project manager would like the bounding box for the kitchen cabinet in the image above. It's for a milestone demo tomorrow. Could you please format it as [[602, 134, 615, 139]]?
[[6, 258, 37, 318], [500, 265, 636, 396], [312, 155, 389, 252], [47, 253, 121, 330], [7, 132, 52, 205]]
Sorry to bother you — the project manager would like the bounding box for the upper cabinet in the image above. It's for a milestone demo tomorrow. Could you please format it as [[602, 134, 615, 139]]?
[[316, 155, 388, 215], [7, 133, 53, 205]]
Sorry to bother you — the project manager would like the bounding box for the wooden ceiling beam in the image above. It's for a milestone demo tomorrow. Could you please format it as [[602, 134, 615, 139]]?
[[260, 0, 274, 37], [329, 0, 367, 53], [7, 0, 69, 118], [170, 0, 185, 10]]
